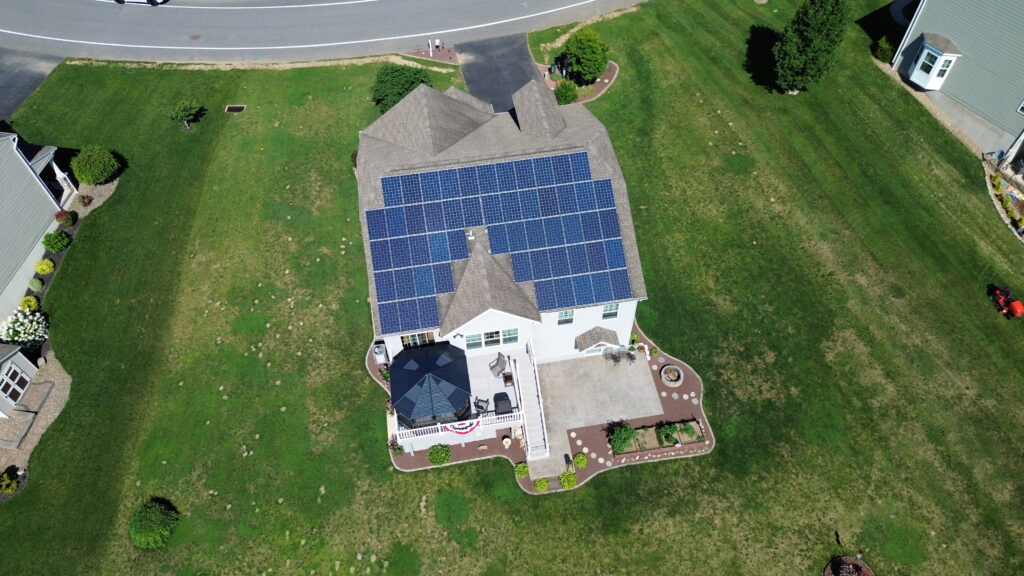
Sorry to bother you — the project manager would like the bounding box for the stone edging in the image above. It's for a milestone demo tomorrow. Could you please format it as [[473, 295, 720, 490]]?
[[576, 61, 619, 104], [981, 160, 1024, 245]]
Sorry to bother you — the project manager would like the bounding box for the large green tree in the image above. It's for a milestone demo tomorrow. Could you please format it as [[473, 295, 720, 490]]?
[[773, 0, 850, 92], [561, 28, 609, 85], [371, 63, 431, 114]]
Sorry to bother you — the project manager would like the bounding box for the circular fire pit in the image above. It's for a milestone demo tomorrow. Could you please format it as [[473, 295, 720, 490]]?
[[660, 365, 683, 387], [822, 555, 874, 576]]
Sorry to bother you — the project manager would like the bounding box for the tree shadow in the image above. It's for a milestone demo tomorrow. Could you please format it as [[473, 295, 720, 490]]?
[[192, 106, 208, 126], [744, 25, 781, 92], [855, 2, 912, 60]]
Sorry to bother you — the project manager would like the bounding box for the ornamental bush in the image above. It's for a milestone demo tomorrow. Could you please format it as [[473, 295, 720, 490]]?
[[561, 28, 609, 85], [43, 230, 72, 253], [533, 477, 549, 492], [427, 443, 451, 466], [872, 36, 893, 62], [71, 146, 119, 185], [19, 296, 39, 312], [35, 259, 55, 275], [607, 422, 637, 454], [0, 471, 17, 494], [0, 309, 48, 345], [55, 210, 74, 227], [372, 63, 432, 114], [572, 452, 588, 469], [514, 462, 529, 478], [559, 470, 577, 490], [28, 278, 44, 292], [554, 80, 578, 105], [773, 0, 851, 92], [128, 497, 181, 549]]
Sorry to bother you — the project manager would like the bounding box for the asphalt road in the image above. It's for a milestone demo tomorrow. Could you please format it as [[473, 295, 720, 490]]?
[[0, 0, 640, 63]]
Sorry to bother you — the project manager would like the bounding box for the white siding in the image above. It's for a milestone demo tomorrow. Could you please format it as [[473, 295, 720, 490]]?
[[0, 220, 57, 317], [533, 300, 637, 363]]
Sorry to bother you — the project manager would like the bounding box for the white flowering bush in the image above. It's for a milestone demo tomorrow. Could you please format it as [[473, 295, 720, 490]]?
[[0, 309, 48, 345]]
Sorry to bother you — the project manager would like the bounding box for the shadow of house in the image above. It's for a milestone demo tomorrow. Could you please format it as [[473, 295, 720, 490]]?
[[855, 2, 910, 65]]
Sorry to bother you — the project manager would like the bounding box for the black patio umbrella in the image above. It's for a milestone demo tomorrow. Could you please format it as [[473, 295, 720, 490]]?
[[390, 343, 472, 429]]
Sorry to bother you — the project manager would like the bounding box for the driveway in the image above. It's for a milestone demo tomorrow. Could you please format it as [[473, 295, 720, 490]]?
[[456, 34, 540, 113], [0, 47, 61, 120]]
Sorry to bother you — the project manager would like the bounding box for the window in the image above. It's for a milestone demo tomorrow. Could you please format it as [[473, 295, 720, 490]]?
[[557, 310, 574, 325], [501, 328, 519, 344], [936, 59, 952, 78], [602, 303, 619, 319], [466, 334, 482, 349], [1018, 99, 1024, 116], [1, 364, 29, 404], [918, 50, 937, 74], [401, 332, 435, 349], [484, 331, 501, 347]]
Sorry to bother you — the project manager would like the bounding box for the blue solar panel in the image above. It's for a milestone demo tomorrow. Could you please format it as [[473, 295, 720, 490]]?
[[400, 174, 422, 204], [414, 266, 435, 296], [525, 219, 546, 250], [423, 202, 446, 232], [574, 181, 596, 212], [570, 152, 591, 180], [556, 184, 578, 214], [543, 217, 565, 247], [367, 209, 388, 240], [482, 194, 503, 224], [552, 154, 573, 184], [511, 252, 533, 282], [382, 177, 402, 207], [586, 242, 608, 272], [477, 164, 498, 195], [538, 187, 559, 218], [506, 221, 528, 252], [554, 277, 575, 308], [442, 200, 464, 230], [488, 224, 510, 254], [573, 274, 595, 306], [580, 211, 603, 242], [594, 179, 615, 209], [398, 299, 420, 331], [389, 237, 411, 268], [420, 172, 442, 202], [428, 232, 450, 263], [385, 207, 407, 237], [533, 156, 554, 186], [514, 159, 536, 189], [605, 238, 626, 269], [374, 271, 396, 302], [599, 209, 621, 239], [458, 166, 478, 197], [447, 230, 468, 260], [590, 271, 613, 302], [496, 162, 517, 192], [379, 302, 401, 333], [534, 280, 557, 310], [461, 197, 483, 227], [520, 188, 541, 219], [370, 240, 392, 270], [404, 204, 426, 235], [610, 269, 632, 300], [408, 235, 431, 266], [530, 250, 551, 280], [417, 297, 439, 327], [433, 263, 454, 293], [440, 169, 460, 199], [393, 268, 416, 300], [561, 214, 584, 244], [547, 246, 569, 277], [567, 244, 589, 275], [500, 192, 522, 221]]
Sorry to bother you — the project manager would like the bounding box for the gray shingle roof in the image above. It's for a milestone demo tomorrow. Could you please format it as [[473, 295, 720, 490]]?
[[357, 81, 647, 337], [0, 343, 20, 364], [922, 33, 961, 56], [574, 326, 619, 350]]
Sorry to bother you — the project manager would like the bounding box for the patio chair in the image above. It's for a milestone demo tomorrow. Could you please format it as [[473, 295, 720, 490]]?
[[474, 397, 490, 414], [489, 353, 507, 377]]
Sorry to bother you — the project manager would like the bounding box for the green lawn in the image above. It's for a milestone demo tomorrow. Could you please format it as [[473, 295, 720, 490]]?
[[3, 1, 1024, 574]]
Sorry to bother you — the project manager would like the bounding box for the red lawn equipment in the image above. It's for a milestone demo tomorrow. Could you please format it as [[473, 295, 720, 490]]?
[[991, 286, 1024, 319]]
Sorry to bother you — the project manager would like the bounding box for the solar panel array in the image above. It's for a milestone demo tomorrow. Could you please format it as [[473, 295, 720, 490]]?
[[366, 151, 632, 335]]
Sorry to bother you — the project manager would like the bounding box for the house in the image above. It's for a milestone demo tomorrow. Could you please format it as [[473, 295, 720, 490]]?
[[893, 0, 1024, 172], [357, 79, 646, 457], [0, 132, 77, 317], [0, 343, 35, 420]]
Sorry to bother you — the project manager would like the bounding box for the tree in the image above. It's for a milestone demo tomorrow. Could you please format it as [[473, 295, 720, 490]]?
[[128, 497, 181, 549], [554, 80, 578, 105], [170, 99, 201, 130], [772, 0, 851, 92], [561, 28, 609, 85], [70, 146, 119, 185], [372, 63, 431, 114]]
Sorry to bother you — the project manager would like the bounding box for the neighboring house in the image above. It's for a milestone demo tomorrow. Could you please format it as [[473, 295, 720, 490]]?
[[0, 132, 76, 317], [0, 343, 35, 419], [893, 0, 1024, 171], [357, 79, 647, 456]]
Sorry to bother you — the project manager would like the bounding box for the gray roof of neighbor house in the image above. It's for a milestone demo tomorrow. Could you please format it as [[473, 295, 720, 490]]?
[[356, 79, 647, 337], [0, 133, 60, 297], [897, 0, 1024, 137], [574, 326, 619, 350]]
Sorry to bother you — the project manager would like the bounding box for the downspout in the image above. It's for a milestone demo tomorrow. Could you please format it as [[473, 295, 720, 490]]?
[[1000, 130, 1024, 171], [892, 0, 928, 68]]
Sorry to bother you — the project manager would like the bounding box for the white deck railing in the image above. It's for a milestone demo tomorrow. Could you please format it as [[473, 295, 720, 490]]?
[[522, 340, 550, 459], [394, 411, 524, 441]]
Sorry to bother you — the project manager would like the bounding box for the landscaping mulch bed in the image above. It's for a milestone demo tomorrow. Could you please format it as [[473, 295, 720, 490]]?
[[391, 428, 526, 472]]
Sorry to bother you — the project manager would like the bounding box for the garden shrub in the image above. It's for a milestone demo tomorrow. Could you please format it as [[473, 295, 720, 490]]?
[[28, 278, 44, 292], [128, 497, 181, 549], [71, 146, 119, 185], [608, 422, 637, 454], [388, 435, 404, 455], [773, 0, 851, 92], [0, 471, 17, 494], [42, 230, 71, 253], [427, 443, 451, 466], [554, 80, 578, 105], [19, 296, 39, 312], [559, 471, 577, 490], [533, 477, 549, 492], [992, 173, 1004, 191], [872, 36, 893, 62], [54, 210, 74, 227], [0, 309, 48, 345], [572, 452, 588, 469], [514, 462, 529, 477], [372, 63, 432, 114], [170, 99, 202, 130], [35, 259, 55, 275], [561, 28, 609, 85], [656, 423, 678, 446]]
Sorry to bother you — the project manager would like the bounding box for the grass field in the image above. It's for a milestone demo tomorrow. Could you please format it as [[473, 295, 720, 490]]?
[[3, 0, 1024, 574]]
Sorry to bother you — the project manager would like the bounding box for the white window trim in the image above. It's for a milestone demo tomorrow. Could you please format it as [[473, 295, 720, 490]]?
[[557, 310, 574, 325], [602, 303, 619, 319], [501, 328, 519, 344], [1018, 99, 1024, 116], [1, 363, 29, 405], [483, 331, 501, 347], [466, 334, 483, 349]]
